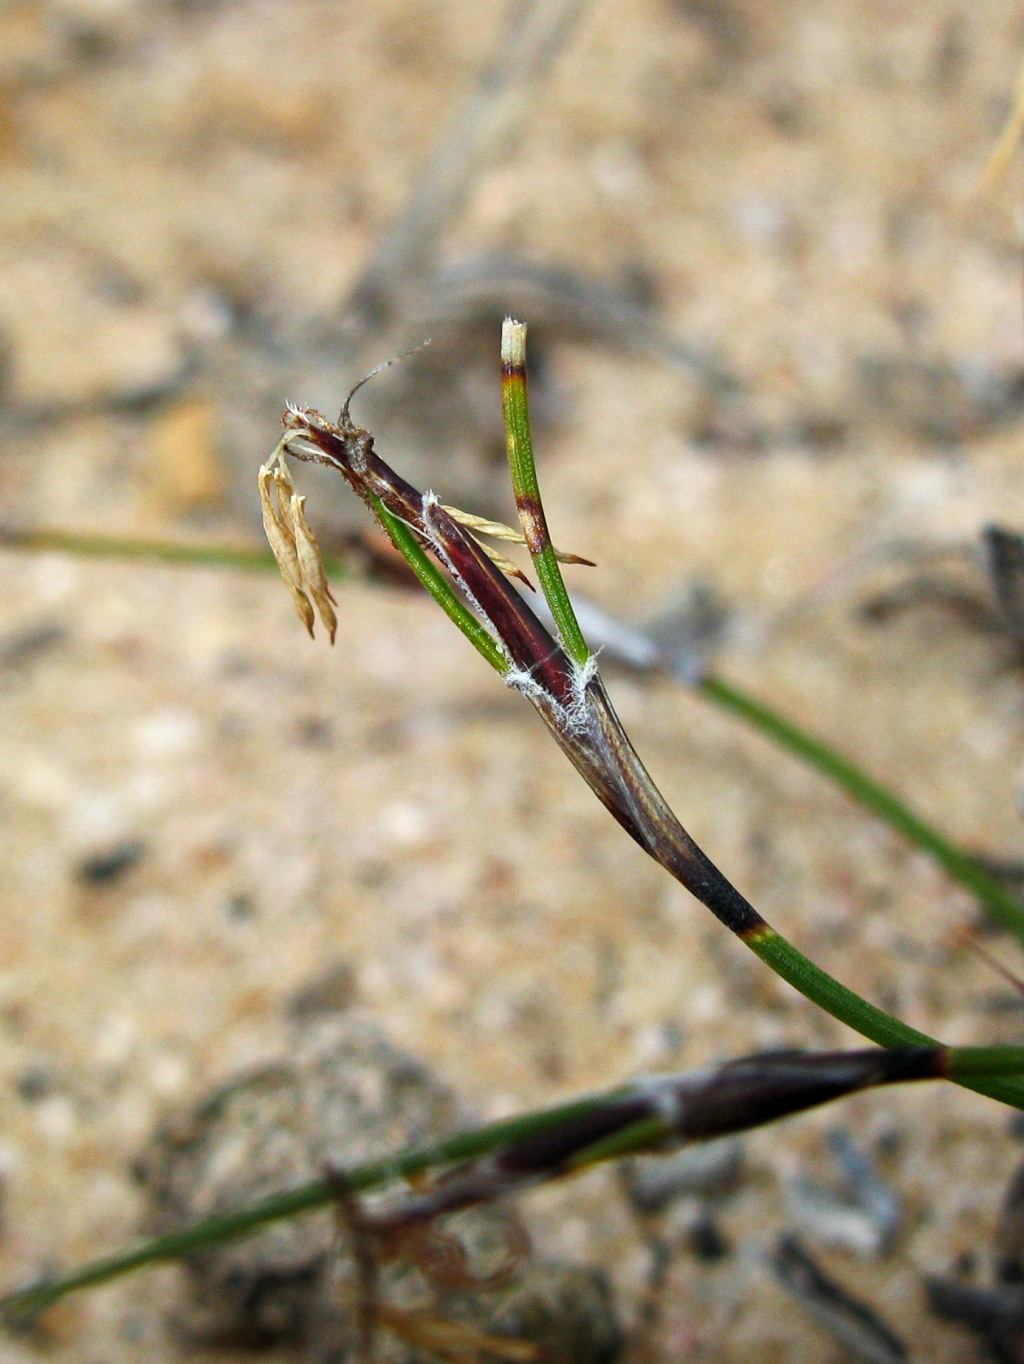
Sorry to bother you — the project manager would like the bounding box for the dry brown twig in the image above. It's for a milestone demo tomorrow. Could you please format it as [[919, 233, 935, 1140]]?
[[344, 0, 594, 341]]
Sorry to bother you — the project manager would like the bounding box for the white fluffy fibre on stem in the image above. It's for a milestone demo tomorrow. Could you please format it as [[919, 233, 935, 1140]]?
[[504, 650, 598, 736], [501, 316, 527, 367]]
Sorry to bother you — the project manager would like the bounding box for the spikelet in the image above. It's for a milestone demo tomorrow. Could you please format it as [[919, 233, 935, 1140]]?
[[289, 492, 337, 643], [258, 446, 336, 642]]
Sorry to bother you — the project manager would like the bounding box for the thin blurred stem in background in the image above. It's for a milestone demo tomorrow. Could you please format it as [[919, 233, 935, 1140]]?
[[3, 521, 1020, 935]]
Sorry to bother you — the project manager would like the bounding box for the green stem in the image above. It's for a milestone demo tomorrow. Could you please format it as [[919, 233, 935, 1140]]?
[[0, 519, 507, 672], [0, 526, 296, 574], [948, 1045, 1024, 1077], [366, 495, 507, 673], [493, 325, 1024, 1106], [6, 1039, 1024, 1321], [744, 925, 1024, 1107], [501, 318, 590, 665], [0, 1089, 620, 1322], [700, 674, 1024, 941]]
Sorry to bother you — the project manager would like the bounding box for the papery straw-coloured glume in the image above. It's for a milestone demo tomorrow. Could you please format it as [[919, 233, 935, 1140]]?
[[258, 445, 337, 643], [289, 492, 338, 644]]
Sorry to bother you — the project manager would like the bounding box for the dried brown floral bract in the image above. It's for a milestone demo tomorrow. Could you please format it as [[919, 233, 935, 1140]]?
[[441, 505, 595, 586], [258, 442, 337, 643]]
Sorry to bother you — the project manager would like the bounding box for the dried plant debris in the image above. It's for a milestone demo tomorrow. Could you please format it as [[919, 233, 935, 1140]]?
[[995, 1155, 1024, 1286], [135, 1013, 621, 1362], [771, 1234, 908, 1364], [854, 356, 1024, 445], [984, 527, 1024, 647], [854, 525, 1024, 663], [926, 1278, 1024, 1364], [928, 1152, 1024, 1363], [343, 0, 598, 336], [404, 255, 730, 383], [856, 575, 999, 634]]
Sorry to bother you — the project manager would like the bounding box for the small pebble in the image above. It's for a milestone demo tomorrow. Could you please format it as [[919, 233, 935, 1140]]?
[[688, 1211, 731, 1263], [76, 840, 146, 886]]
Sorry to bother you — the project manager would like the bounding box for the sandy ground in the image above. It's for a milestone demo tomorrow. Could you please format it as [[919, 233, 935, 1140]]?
[[3, 0, 1024, 1359]]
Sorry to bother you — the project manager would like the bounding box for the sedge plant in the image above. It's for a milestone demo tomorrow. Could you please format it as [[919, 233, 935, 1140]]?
[[4, 319, 1024, 1324]]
